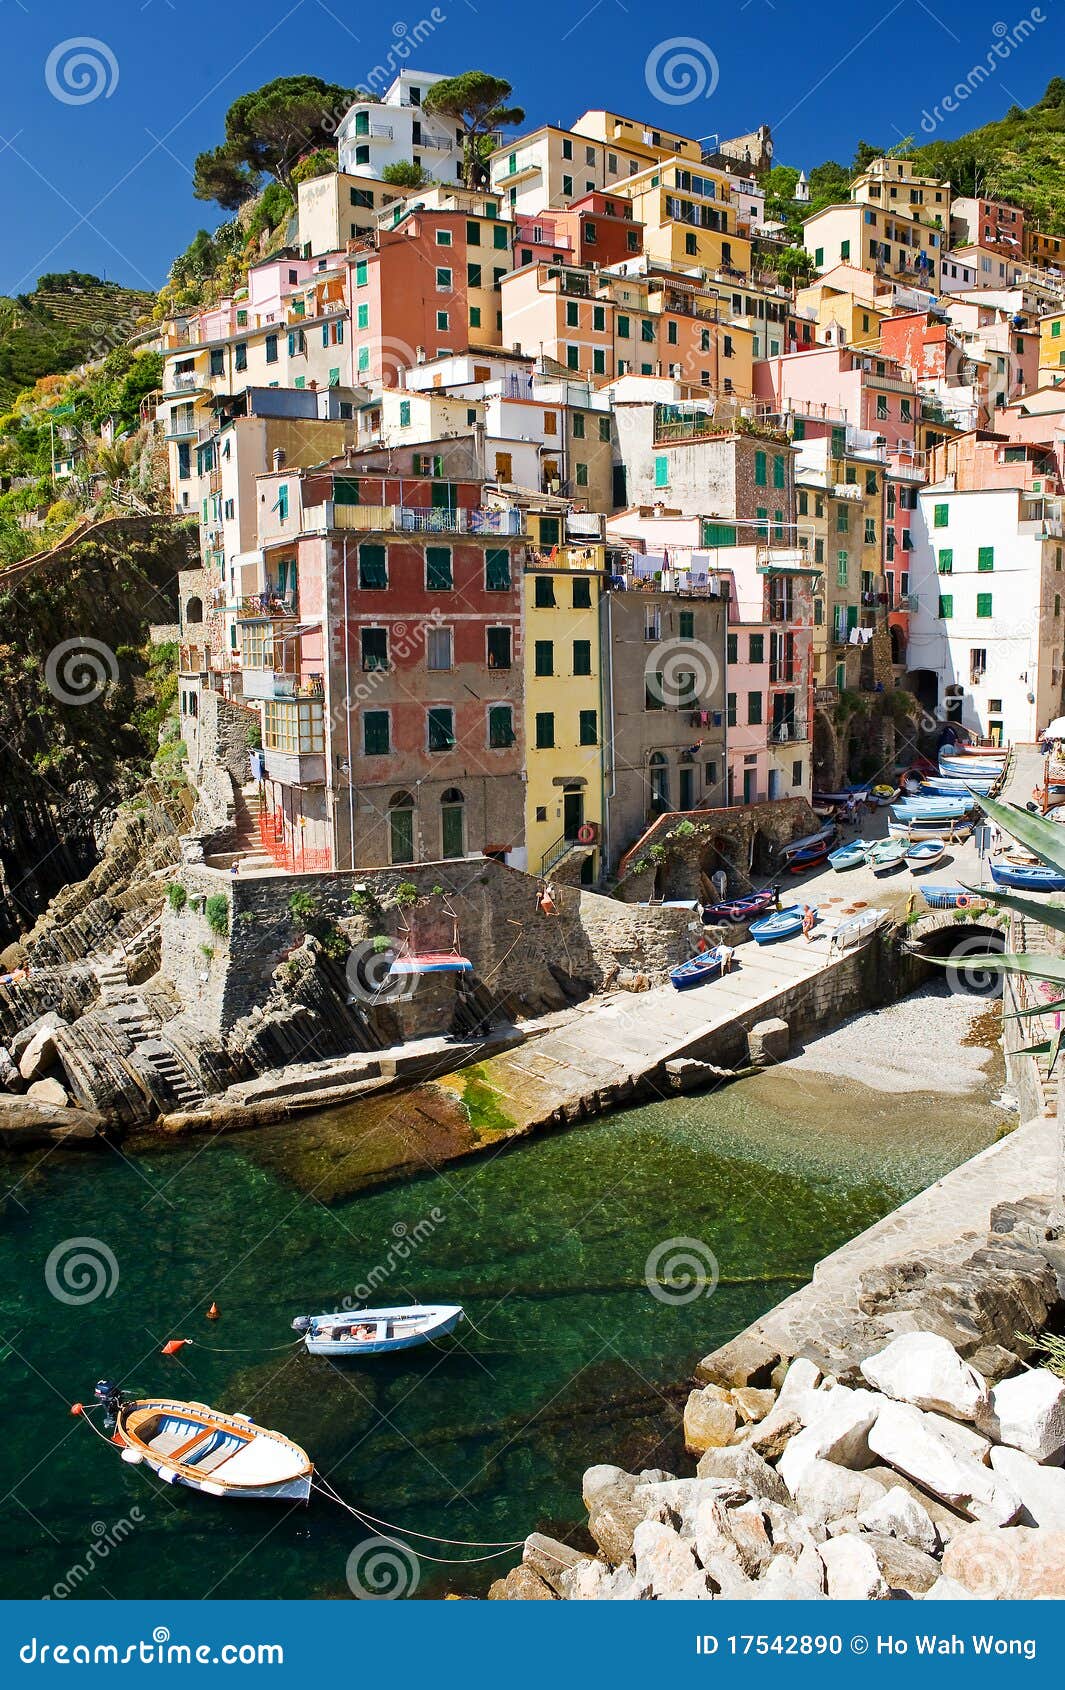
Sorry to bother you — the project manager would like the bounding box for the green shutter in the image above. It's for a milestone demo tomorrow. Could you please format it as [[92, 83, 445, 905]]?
[[933, 503, 949, 527], [485, 548, 511, 590], [976, 592, 992, 618], [938, 593, 953, 619], [754, 450, 767, 486], [938, 549, 952, 573], [425, 546, 453, 590], [654, 455, 669, 488], [358, 544, 387, 588], [977, 546, 994, 571]]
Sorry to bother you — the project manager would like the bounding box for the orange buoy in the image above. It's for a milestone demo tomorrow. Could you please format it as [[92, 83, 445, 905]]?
[[206, 1303, 219, 1321], [70, 1402, 84, 1417], [161, 1339, 188, 1355]]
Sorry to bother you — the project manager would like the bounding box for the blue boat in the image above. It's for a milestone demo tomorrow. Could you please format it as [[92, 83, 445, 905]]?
[[779, 824, 836, 867], [670, 946, 732, 990], [868, 837, 907, 874], [292, 1305, 464, 1357], [989, 859, 1065, 892], [920, 884, 975, 910], [828, 841, 868, 871], [892, 798, 973, 823], [904, 838, 946, 871], [938, 756, 1004, 780], [751, 905, 816, 944], [920, 775, 997, 797]]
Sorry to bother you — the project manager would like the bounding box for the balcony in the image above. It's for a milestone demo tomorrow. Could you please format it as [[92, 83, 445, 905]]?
[[498, 151, 541, 182], [769, 718, 808, 744], [162, 371, 207, 397], [306, 502, 526, 536], [238, 593, 298, 620], [179, 643, 210, 675], [163, 419, 197, 442]]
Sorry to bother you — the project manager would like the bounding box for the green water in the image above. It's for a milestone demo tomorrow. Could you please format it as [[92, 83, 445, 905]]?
[[0, 1062, 999, 1601]]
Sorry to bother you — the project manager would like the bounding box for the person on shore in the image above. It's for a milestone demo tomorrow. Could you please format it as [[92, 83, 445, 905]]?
[[801, 905, 816, 942], [719, 944, 734, 975]]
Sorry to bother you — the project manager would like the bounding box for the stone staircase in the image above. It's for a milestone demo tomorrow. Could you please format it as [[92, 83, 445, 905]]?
[[207, 785, 276, 875]]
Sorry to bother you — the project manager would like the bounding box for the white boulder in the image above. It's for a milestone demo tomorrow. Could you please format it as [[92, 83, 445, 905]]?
[[818, 1533, 890, 1600], [989, 1444, 1065, 1530], [632, 1519, 700, 1598], [984, 1368, 1065, 1462], [857, 1484, 940, 1553], [791, 1458, 887, 1527], [861, 1332, 989, 1423], [777, 1388, 883, 1493], [868, 1399, 1022, 1526], [775, 1357, 822, 1416]]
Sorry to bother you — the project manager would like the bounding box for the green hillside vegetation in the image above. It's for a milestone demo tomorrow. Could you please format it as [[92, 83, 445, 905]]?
[[0, 272, 154, 410], [911, 77, 1065, 234]]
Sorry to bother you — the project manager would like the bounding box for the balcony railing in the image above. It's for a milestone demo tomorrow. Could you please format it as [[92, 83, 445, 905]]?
[[162, 371, 206, 396], [239, 593, 298, 619], [769, 718, 808, 744], [307, 502, 526, 536]]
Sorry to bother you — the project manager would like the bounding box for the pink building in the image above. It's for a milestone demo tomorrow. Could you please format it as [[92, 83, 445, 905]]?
[[755, 345, 918, 453]]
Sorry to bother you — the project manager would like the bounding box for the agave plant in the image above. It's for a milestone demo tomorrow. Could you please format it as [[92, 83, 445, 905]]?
[[943, 791, 1065, 1234]]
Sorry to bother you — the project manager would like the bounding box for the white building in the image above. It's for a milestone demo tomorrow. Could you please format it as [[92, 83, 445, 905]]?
[[337, 72, 465, 183], [906, 483, 1065, 744]]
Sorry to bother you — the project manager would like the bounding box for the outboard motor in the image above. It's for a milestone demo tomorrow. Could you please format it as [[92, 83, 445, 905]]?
[[93, 1379, 125, 1427], [290, 1316, 311, 1334]]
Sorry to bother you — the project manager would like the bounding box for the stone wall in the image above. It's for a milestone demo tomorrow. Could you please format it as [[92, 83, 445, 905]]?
[[615, 796, 819, 903], [188, 690, 258, 787], [159, 857, 697, 1039]]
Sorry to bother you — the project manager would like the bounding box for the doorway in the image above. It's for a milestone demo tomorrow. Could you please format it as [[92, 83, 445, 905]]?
[[563, 788, 584, 839], [389, 791, 415, 864], [679, 764, 695, 811], [441, 787, 465, 858]]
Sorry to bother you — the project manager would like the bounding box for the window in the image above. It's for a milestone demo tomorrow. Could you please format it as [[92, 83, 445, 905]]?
[[575, 460, 589, 485], [754, 450, 767, 487], [591, 351, 605, 377], [436, 310, 449, 331], [970, 648, 987, 682], [234, 342, 247, 371], [425, 546, 453, 590], [654, 455, 669, 489], [679, 611, 694, 639], [534, 575, 555, 607], [645, 673, 664, 711], [938, 594, 953, 619], [571, 412, 586, 440], [840, 239, 851, 261], [727, 692, 737, 727], [561, 138, 573, 159], [572, 576, 591, 608], [428, 707, 455, 751], [566, 300, 579, 328], [593, 305, 606, 332], [617, 314, 630, 338], [486, 626, 511, 669], [599, 417, 611, 443], [792, 760, 803, 787], [276, 485, 289, 522], [360, 627, 388, 671], [209, 349, 224, 376], [836, 504, 849, 533], [435, 229, 452, 247], [747, 691, 762, 726], [573, 639, 592, 675], [485, 549, 511, 590], [562, 175, 573, 197], [727, 633, 738, 664], [773, 455, 785, 489], [358, 543, 387, 588], [534, 639, 553, 676], [265, 334, 278, 363], [938, 549, 952, 574], [426, 627, 453, 671], [900, 398, 912, 422], [489, 704, 515, 748], [535, 712, 554, 748], [837, 550, 849, 586], [876, 395, 888, 421], [579, 709, 598, 745], [363, 710, 390, 755], [978, 545, 994, 571], [933, 503, 949, 528], [976, 592, 992, 618], [566, 345, 580, 371], [749, 633, 764, 664], [399, 399, 411, 428], [703, 522, 736, 547], [493, 225, 508, 250]]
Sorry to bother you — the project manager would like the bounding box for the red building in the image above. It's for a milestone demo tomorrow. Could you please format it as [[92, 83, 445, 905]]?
[[241, 460, 526, 870]]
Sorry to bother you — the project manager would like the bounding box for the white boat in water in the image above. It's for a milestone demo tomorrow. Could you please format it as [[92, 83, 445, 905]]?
[[100, 1387, 313, 1502], [292, 1304, 464, 1357]]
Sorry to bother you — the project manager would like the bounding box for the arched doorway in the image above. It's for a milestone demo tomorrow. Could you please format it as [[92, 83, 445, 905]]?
[[388, 790, 416, 865], [440, 788, 465, 859], [889, 624, 905, 665], [648, 751, 670, 813], [184, 596, 203, 624]]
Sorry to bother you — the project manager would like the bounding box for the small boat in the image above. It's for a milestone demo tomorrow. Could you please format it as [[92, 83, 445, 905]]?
[[867, 838, 906, 874], [904, 838, 946, 871], [670, 946, 732, 991], [871, 784, 899, 806], [701, 888, 775, 925], [828, 841, 868, 872], [387, 952, 473, 977], [292, 1305, 464, 1357], [751, 905, 815, 944], [892, 798, 973, 823], [828, 908, 888, 952], [785, 841, 832, 872], [938, 756, 1005, 780], [920, 775, 997, 797], [98, 1385, 312, 1502], [989, 859, 1065, 893], [919, 884, 980, 911], [779, 824, 836, 864], [888, 817, 973, 842]]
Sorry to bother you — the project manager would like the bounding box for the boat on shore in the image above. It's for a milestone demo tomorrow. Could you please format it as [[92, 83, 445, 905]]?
[[920, 774, 998, 798], [292, 1305, 464, 1356], [919, 885, 983, 911], [700, 888, 775, 925], [989, 859, 1065, 893], [751, 906, 815, 944], [888, 817, 973, 842], [828, 841, 868, 872], [904, 838, 946, 871], [892, 797, 973, 824], [779, 825, 836, 871], [670, 946, 733, 991], [97, 1385, 313, 1502], [868, 838, 906, 874], [828, 908, 888, 952]]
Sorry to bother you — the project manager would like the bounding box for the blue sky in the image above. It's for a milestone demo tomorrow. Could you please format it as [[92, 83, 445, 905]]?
[[1, 0, 1063, 296]]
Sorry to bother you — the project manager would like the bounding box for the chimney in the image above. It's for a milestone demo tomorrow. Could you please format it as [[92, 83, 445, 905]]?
[[273, 448, 287, 471]]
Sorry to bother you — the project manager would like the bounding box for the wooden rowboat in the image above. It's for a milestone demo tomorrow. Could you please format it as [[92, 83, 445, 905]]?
[[868, 838, 906, 874], [751, 906, 815, 944], [828, 841, 868, 872], [106, 1391, 312, 1502], [700, 888, 775, 925], [670, 946, 733, 991], [904, 838, 946, 871]]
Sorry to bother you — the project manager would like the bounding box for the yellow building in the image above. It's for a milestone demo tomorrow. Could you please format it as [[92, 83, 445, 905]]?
[[523, 513, 605, 881], [618, 160, 752, 278], [794, 273, 890, 349], [1039, 308, 1065, 379]]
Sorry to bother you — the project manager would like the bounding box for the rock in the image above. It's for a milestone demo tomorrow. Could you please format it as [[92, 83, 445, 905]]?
[[732, 1386, 775, 1424], [632, 1519, 700, 1598], [775, 1357, 822, 1415], [791, 1459, 887, 1528], [983, 1367, 1065, 1461], [989, 1444, 1065, 1529], [0, 1095, 105, 1146], [727, 1501, 775, 1578], [9, 1012, 64, 1065], [696, 1333, 780, 1390], [747, 1017, 790, 1065], [941, 1524, 1065, 1599], [641, 1476, 747, 1537], [684, 1387, 738, 1455], [968, 1343, 1023, 1384], [920, 1574, 983, 1600], [920, 1410, 991, 1464], [744, 1558, 825, 1600], [26, 1077, 68, 1107], [863, 1464, 967, 1543], [860, 1332, 989, 1423], [696, 1444, 790, 1506], [857, 1484, 940, 1553], [0, 1046, 21, 1090], [818, 1534, 889, 1599], [17, 1017, 66, 1082], [777, 1388, 883, 1493], [861, 1531, 941, 1595], [522, 1534, 590, 1596], [663, 1057, 719, 1092], [559, 1558, 638, 1600], [587, 1492, 653, 1567], [488, 1564, 557, 1600], [581, 1464, 632, 1512], [868, 1399, 1023, 1526], [743, 1406, 803, 1462]]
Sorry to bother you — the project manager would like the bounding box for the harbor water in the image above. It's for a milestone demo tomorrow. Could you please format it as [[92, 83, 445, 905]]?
[[0, 986, 1005, 1599]]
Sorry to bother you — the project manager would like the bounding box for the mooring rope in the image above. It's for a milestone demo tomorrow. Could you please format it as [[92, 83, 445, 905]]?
[[312, 1476, 522, 1563]]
